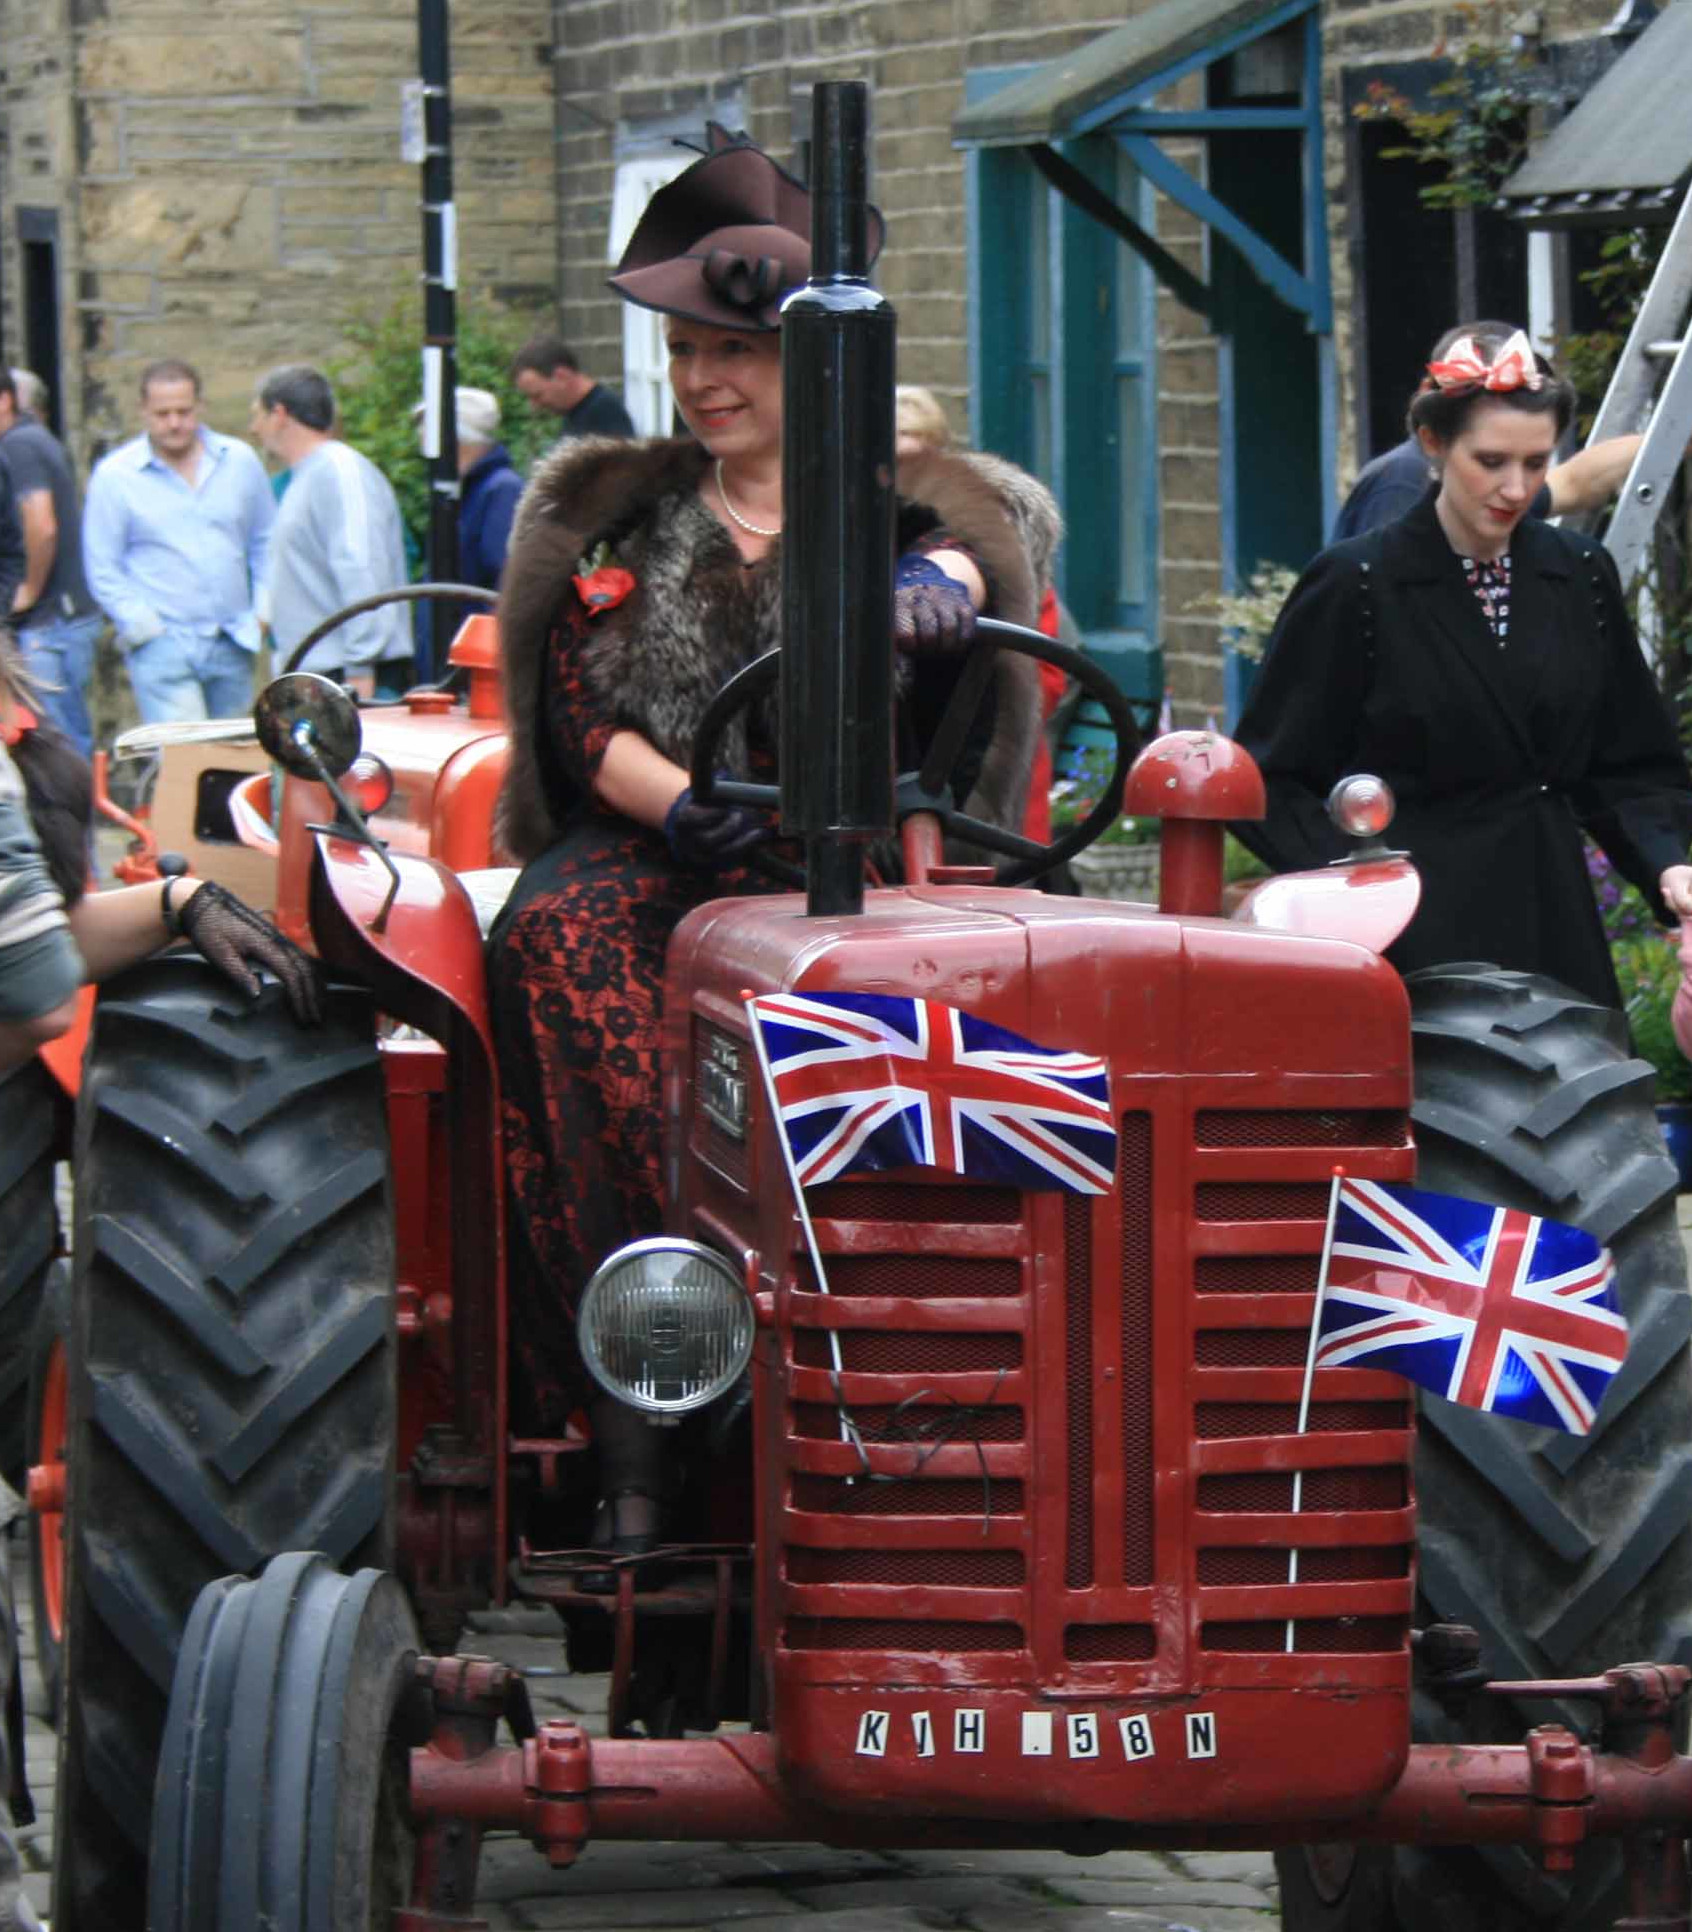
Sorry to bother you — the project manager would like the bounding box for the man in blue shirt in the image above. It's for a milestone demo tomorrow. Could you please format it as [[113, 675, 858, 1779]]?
[[82, 358, 275, 724]]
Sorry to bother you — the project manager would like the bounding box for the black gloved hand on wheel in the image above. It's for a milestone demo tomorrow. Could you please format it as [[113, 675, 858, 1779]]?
[[892, 552, 977, 655], [177, 880, 326, 1024], [664, 786, 770, 870]]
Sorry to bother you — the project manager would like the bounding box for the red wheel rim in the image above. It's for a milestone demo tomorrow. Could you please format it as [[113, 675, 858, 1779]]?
[[36, 1334, 66, 1644]]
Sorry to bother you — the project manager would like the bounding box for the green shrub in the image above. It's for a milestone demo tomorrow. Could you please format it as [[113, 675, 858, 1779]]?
[[326, 299, 556, 555]]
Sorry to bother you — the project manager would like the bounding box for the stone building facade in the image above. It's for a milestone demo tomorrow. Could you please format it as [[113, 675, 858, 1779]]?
[[0, 0, 556, 465]]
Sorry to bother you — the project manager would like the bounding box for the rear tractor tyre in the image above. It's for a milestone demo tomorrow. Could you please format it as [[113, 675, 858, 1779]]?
[[1279, 964, 1692, 1932], [52, 958, 397, 1932], [0, 1056, 67, 1490], [149, 1551, 422, 1932]]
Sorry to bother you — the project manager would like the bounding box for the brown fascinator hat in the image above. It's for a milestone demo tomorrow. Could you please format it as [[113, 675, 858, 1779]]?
[[608, 125, 886, 333]]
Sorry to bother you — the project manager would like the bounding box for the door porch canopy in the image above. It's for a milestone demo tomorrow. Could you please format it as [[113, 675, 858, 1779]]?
[[950, 0, 1330, 331]]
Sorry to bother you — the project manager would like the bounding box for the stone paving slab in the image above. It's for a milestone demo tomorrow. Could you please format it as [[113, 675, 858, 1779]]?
[[1049, 1880, 1276, 1910], [500, 1885, 795, 1928], [966, 1912, 1278, 1932]]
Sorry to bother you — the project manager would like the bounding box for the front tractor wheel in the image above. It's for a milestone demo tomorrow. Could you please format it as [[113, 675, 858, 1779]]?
[[0, 1055, 67, 1490], [52, 958, 397, 1932], [1279, 963, 1692, 1932], [149, 1552, 421, 1932]]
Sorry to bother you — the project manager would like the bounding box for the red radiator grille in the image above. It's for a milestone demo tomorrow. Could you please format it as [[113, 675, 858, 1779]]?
[[1195, 1255, 1317, 1295], [1188, 1105, 1414, 1662], [1064, 1191, 1093, 1589], [1196, 1400, 1408, 1439], [816, 1254, 1024, 1298], [786, 1547, 1025, 1586], [1194, 1328, 1310, 1367], [1197, 1547, 1410, 1585], [783, 1618, 1024, 1652], [1064, 1623, 1156, 1661], [1196, 1180, 1335, 1221], [1196, 1468, 1407, 1513], [1195, 1110, 1409, 1149], [1120, 1115, 1155, 1587], [792, 1402, 1024, 1443], [809, 1180, 1022, 1223], [1203, 1618, 1405, 1654], [790, 1474, 1024, 1517], [792, 1330, 1023, 1373]]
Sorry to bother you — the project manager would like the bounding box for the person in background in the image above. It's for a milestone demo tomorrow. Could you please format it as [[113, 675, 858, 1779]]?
[[249, 364, 412, 698], [0, 371, 100, 757], [1235, 322, 1692, 1009], [510, 334, 636, 442], [82, 358, 275, 724], [1333, 321, 1646, 542], [895, 382, 1077, 849], [413, 386, 524, 593], [8, 373, 47, 422]]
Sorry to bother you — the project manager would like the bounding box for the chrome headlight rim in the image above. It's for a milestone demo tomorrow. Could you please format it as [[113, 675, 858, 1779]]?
[[577, 1236, 754, 1417]]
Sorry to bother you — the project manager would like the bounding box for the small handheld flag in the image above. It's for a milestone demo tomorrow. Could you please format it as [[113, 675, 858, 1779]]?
[[746, 990, 1115, 1195], [1311, 1176, 1626, 1436]]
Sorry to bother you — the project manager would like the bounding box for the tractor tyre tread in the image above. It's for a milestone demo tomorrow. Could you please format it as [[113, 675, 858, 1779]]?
[[0, 1057, 64, 1488], [1400, 963, 1692, 1932], [52, 957, 395, 1932]]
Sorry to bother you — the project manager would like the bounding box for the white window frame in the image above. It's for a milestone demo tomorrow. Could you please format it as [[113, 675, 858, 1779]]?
[[608, 155, 689, 436]]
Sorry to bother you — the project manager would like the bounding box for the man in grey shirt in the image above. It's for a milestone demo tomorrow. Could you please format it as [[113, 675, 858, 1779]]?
[[250, 365, 412, 698]]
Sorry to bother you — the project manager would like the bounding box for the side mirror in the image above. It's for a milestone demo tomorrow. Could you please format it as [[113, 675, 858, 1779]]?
[[254, 673, 363, 783]]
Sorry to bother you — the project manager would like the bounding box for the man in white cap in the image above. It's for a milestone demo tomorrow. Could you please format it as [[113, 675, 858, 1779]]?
[[250, 363, 412, 696], [428, 386, 524, 593]]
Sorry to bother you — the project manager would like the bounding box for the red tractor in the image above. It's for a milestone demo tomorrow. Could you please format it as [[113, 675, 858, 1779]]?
[[38, 82, 1692, 1932]]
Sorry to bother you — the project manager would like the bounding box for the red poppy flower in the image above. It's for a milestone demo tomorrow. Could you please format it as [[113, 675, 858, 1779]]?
[[573, 565, 636, 616]]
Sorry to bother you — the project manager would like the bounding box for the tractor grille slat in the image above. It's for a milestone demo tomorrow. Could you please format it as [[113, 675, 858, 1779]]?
[[783, 1618, 1024, 1653], [1189, 1117, 1414, 1660], [786, 1547, 1025, 1586], [1194, 1110, 1409, 1149], [1120, 1114, 1154, 1587], [1064, 1191, 1093, 1589]]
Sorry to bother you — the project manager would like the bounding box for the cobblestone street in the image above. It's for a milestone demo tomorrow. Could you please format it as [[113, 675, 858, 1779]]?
[[10, 1536, 1280, 1930]]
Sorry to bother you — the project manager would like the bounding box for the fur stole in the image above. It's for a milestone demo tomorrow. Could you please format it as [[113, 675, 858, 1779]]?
[[496, 435, 1062, 862]]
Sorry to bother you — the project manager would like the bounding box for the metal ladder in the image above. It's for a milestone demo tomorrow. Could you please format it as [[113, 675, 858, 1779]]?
[[1581, 185, 1692, 590]]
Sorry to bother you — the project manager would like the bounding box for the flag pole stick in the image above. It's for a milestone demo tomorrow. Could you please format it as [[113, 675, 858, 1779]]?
[[1287, 1166, 1345, 1655], [744, 994, 852, 1448]]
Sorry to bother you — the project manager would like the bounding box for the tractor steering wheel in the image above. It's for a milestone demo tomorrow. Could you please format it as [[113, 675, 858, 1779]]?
[[689, 617, 1140, 888]]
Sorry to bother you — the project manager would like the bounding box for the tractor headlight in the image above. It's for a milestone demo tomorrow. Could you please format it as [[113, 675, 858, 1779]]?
[[577, 1239, 754, 1415]]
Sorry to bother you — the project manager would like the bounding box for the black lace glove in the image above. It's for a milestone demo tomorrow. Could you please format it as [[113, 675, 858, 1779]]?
[[892, 552, 977, 655], [177, 880, 326, 1024], [664, 786, 770, 870]]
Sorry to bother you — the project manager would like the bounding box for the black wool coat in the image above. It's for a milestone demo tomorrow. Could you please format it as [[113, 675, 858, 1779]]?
[[1231, 491, 1692, 1009]]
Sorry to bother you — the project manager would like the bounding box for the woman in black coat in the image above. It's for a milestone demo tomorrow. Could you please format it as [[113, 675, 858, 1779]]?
[[1232, 323, 1692, 1010]]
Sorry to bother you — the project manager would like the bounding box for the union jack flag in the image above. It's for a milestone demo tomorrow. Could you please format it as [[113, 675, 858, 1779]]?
[[746, 991, 1115, 1194], [1313, 1177, 1627, 1436]]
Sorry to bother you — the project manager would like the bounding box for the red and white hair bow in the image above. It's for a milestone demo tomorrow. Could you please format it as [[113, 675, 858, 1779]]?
[[1425, 329, 1544, 394]]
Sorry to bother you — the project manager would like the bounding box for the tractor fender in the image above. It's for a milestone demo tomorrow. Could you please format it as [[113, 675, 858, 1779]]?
[[307, 829, 496, 1060], [1231, 854, 1421, 955]]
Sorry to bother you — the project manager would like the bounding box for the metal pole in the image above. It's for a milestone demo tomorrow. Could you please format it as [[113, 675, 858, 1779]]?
[[417, 0, 461, 679], [779, 82, 897, 919]]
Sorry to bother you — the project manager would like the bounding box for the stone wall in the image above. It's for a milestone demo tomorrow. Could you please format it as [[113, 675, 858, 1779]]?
[[551, 0, 1225, 719], [0, 0, 557, 465]]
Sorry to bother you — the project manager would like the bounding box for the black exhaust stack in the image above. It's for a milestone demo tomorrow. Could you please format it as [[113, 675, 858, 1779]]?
[[779, 81, 897, 918]]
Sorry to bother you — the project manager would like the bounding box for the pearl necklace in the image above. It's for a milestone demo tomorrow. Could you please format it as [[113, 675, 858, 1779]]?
[[715, 459, 781, 538]]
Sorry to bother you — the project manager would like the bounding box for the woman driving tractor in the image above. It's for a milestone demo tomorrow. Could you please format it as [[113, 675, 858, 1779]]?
[[488, 129, 1059, 1559]]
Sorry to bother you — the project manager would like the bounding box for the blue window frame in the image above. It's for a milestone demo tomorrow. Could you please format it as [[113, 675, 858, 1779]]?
[[967, 103, 1159, 691]]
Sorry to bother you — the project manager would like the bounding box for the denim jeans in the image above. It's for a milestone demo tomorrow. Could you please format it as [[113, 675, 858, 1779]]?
[[125, 629, 257, 726], [14, 611, 101, 759]]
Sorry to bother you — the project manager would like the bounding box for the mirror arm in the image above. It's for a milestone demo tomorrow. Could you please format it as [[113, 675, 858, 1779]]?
[[296, 727, 403, 934]]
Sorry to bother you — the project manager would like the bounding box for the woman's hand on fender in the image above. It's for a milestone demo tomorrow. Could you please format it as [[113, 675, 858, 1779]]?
[[1661, 864, 1692, 920], [664, 786, 770, 869]]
